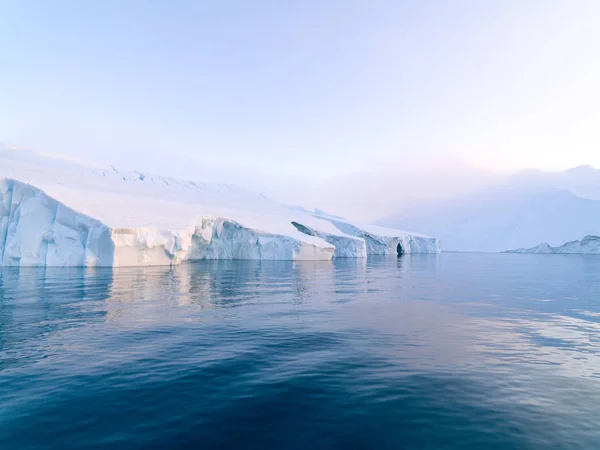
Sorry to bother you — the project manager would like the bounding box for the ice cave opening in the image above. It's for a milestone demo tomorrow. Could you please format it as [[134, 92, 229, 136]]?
[[396, 243, 404, 257]]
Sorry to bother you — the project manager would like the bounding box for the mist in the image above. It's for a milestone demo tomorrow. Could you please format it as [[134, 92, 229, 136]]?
[[126, 152, 506, 222]]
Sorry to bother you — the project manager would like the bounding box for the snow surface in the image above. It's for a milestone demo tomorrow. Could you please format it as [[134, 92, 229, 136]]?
[[0, 147, 440, 266], [506, 236, 600, 254]]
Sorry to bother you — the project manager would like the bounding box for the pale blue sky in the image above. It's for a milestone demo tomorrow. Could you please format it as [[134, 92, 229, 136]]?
[[1, 0, 600, 186]]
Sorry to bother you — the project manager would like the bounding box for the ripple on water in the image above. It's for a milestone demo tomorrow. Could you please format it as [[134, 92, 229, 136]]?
[[1, 254, 600, 449]]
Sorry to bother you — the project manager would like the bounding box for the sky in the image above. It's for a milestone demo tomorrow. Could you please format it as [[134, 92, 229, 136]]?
[[1, 0, 600, 219]]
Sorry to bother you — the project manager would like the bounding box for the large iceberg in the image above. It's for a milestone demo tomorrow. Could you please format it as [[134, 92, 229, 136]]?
[[0, 147, 440, 266]]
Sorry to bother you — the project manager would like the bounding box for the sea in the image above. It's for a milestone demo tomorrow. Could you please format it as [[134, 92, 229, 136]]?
[[1, 253, 600, 449]]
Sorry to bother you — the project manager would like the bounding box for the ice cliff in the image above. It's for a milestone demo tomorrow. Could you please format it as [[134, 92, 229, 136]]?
[[506, 236, 600, 254], [0, 147, 440, 266]]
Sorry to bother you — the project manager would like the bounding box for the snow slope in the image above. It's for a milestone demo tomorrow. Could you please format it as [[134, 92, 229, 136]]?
[[0, 147, 440, 266], [378, 172, 600, 252], [506, 236, 600, 254]]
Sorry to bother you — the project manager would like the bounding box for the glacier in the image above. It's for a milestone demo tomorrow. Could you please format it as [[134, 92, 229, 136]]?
[[0, 147, 440, 267], [506, 236, 600, 254]]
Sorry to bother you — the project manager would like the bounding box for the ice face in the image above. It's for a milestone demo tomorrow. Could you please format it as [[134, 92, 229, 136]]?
[[291, 221, 367, 258], [0, 179, 114, 267], [319, 218, 441, 256]]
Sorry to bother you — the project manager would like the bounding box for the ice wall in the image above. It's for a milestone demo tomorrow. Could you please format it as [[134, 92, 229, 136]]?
[[291, 221, 367, 258], [0, 179, 114, 267], [322, 218, 441, 255]]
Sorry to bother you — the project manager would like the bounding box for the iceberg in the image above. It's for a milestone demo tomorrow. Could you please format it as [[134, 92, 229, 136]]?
[[0, 147, 440, 266], [505, 236, 600, 254]]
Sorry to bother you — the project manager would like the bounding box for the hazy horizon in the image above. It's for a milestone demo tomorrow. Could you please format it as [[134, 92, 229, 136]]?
[[2, 0, 600, 220], [3, 142, 598, 223]]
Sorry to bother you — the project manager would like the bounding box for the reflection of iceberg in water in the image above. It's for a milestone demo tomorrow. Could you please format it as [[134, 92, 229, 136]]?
[[330, 257, 368, 301], [105, 264, 213, 323], [100, 256, 444, 324], [2, 254, 600, 381], [326, 254, 441, 301], [103, 260, 339, 323], [290, 260, 335, 304], [0, 253, 444, 330], [0, 266, 114, 367], [401, 253, 442, 274]]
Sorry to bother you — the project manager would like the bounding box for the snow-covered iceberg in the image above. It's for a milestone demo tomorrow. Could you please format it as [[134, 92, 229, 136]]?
[[506, 236, 600, 254], [0, 147, 440, 266]]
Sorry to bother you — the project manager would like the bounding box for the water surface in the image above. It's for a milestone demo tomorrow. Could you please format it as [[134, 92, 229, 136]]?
[[1, 253, 600, 449]]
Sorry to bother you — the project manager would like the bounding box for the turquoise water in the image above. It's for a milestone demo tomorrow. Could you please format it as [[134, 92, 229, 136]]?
[[1, 253, 600, 449]]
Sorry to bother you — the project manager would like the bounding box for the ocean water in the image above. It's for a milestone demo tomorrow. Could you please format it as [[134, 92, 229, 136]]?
[[1, 253, 600, 449]]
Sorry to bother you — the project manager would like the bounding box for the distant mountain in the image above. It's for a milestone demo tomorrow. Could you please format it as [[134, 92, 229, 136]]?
[[508, 165, 600, 201], [506, 236, 600, 254], [377, 166, 600, 252]]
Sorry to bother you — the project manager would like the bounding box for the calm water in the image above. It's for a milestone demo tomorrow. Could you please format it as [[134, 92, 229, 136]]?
[[1, 253, 600, 449]]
